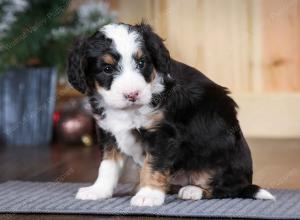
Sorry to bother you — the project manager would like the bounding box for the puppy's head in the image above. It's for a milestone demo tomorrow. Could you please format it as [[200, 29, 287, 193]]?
[[67, 23, 170, 109]]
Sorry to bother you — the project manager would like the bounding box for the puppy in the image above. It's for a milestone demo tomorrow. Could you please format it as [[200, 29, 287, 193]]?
[[67, 23, 275, 206]]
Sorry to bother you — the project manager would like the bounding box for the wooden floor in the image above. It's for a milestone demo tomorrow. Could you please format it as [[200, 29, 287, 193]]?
[[249, 138, 300, 189], [0, 138, 300, 220]]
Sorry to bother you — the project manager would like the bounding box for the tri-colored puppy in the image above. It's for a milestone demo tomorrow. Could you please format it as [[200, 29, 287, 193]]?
[[67, 23, 275, 206]]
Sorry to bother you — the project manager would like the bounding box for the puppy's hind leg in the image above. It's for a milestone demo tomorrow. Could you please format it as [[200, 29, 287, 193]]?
[[177, 170, 214, 200]]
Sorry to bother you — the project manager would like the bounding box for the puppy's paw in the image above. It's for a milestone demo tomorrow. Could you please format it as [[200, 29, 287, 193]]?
[[75, 185, 112, 200], [178, 185, 203, 200], [130, 187, 165, 207]]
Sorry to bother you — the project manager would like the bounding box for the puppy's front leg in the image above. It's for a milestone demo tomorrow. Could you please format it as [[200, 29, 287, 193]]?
[[76, 147, 124, 200], [131, 154, 169, 206]]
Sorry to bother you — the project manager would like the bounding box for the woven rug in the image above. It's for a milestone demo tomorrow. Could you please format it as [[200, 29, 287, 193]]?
[[0, 181, 299, 219]]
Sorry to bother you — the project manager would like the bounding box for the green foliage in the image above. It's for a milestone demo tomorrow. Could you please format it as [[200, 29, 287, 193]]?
[[0, 0, 116, 74]]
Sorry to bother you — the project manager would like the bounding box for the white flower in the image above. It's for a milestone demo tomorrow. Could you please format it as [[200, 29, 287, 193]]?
[[0, 0, 28, 36], [77, 0, 116, 26], [50, 27, 68, 39], [49, 0, 116, 40]]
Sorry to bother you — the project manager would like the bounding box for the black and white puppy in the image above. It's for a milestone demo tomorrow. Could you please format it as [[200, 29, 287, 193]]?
[[67, 23, 275, 206]]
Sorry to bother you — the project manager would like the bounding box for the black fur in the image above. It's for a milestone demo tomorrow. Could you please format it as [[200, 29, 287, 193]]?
[[67, 37, 88, 94], [139, 59, 256, 198], [135, 23, 171, 74], [97, 127, 117, 157], [68, 23, 263, 199]]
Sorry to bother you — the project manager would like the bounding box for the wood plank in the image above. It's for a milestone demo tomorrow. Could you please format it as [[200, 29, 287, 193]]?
[[152, 0, 253, 92], [260, 0, 300, 92], [115, 0, 153, 25], [200, 0, 252, 92], [251, 0, 264, 92], [233, 93, 300, 138]]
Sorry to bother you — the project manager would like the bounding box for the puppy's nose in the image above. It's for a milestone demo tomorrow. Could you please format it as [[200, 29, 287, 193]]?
[[124, 91, 139, 102]]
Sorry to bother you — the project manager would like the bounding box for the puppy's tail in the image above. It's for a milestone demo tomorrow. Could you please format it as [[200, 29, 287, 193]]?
[[239, 184, 275, 200]]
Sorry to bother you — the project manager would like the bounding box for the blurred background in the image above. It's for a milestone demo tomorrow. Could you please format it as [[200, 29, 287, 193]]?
[[0, 0, 299, 190]]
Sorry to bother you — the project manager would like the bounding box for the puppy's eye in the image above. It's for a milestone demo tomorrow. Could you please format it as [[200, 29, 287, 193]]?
[[137, 59, 145, 69], [103, 65, 113, 74]]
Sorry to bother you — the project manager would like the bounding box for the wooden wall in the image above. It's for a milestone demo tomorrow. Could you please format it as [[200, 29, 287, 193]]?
[[113, 0, 300, 138], [260, 0, 300, 92]]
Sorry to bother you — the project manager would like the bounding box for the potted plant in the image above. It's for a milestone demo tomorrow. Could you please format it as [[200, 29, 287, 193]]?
[[0, 0, 116, 146]]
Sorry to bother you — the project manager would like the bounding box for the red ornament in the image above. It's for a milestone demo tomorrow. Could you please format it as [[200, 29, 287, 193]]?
[[53, 111, 61, 126], [52, 98, 95, 146]]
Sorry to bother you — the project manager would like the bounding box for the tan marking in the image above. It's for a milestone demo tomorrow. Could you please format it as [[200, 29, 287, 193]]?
[[102, 54, 116, 65], [189, 170, 215, 198], [95, 81, 102, 91], [149, 111, 164, 122], [144, 111, 164, 131], [202, 188, 213, 198], [103, 147, 123, 161], [150, 68, 157, 82], [135, 48, 143, 59], [170, 170, 190, 186], [139, 154, 170, 192]]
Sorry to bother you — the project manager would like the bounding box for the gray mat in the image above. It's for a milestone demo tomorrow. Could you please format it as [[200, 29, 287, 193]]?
[[0, 181, 299, 219]]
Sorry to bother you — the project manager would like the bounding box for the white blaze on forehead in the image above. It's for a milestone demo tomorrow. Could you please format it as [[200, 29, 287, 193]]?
[[100, 24, 140, 61]]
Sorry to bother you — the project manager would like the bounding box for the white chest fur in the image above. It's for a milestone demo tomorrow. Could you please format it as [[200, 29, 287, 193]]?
[[96, 106, 157, 166]]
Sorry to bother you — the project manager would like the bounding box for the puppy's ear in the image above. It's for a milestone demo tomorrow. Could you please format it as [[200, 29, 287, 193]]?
[[67, 37, 88, 94], [136, 23, 171, 74]]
